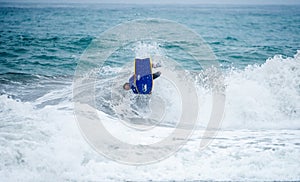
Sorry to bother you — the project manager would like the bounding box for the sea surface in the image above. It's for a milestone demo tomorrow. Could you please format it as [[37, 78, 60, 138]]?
[[0, 2, 300, 181]]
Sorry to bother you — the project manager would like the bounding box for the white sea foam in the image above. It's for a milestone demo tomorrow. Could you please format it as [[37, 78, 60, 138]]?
[[0, 51, 299, 180], [222, 50, 300, 129]]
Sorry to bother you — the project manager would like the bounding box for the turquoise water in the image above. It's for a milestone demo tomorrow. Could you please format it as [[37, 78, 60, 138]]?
[[1, 3, 300, 181], [1, 3, 299, 76], [1, 3, 299, 100]]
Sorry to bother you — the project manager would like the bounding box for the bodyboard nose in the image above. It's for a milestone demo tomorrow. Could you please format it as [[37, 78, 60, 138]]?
[[134, 58, 153, 94]]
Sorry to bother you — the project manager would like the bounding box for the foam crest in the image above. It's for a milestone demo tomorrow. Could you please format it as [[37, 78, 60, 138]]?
[[223, 51, 300, 129], [133, 41, 163, 59]]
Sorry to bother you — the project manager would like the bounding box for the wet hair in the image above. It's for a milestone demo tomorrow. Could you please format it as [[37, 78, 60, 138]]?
[[123, 82, 129, 89]]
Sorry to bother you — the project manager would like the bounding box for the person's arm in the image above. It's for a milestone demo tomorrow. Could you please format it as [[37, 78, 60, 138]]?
[[129, 75, 139, 94], [152, 71, 161, 80]]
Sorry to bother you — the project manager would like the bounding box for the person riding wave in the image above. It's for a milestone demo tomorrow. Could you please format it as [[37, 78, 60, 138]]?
[[123, 62, 161, 92]]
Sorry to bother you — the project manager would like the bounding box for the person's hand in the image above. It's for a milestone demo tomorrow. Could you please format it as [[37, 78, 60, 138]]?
[[155, 63, 161, 68], [153, 63, 161, 68]]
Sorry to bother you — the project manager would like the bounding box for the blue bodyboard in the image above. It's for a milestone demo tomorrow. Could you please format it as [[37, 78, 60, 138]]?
[[134, 58, 153, 94]]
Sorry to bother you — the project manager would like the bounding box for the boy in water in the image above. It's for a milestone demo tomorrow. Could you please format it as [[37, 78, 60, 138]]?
[[123, 62, 161, 92]]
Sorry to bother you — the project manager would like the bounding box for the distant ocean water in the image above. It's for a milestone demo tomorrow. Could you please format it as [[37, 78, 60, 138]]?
[[0, 3, 300, 181]]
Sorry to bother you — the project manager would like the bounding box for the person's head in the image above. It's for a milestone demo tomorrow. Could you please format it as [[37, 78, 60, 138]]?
[[123, 82, 130, 90]]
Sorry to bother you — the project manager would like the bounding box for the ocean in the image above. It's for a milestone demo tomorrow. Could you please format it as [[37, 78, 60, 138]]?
[[0, 2, 300, 181]]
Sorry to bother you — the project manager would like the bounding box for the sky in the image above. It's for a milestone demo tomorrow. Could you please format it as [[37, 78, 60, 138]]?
[[1, 0, 300, 4]]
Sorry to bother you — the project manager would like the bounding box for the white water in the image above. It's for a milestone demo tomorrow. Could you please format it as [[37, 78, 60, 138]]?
[[223, 51, 300, 129], [0, 51, 300, 181]]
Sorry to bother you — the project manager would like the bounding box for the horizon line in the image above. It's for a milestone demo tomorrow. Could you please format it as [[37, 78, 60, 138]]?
[[1, 1, 300, 5]]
